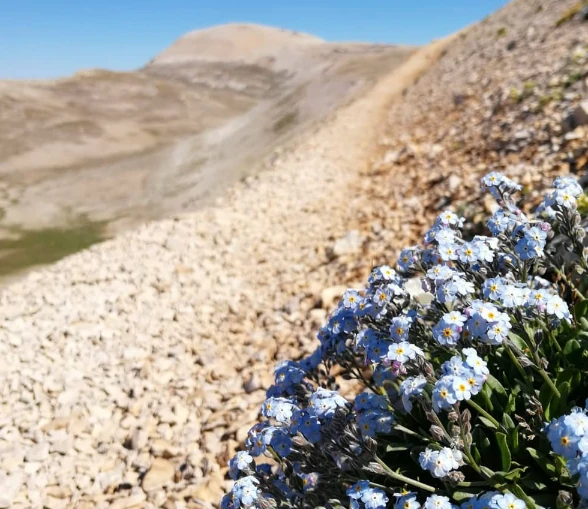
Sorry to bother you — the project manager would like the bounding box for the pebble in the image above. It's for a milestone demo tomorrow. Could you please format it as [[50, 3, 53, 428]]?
[[142, 459, 175, 492]]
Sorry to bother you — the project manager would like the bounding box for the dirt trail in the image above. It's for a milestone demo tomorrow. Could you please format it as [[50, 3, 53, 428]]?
[[0, 38, 455, 509]]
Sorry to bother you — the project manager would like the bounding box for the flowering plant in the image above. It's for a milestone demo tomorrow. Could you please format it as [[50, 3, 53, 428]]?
[[224, 172, 588, 509]]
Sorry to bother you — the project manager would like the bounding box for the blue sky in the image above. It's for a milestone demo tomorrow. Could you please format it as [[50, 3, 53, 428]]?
[[2, 0, 509, 79]]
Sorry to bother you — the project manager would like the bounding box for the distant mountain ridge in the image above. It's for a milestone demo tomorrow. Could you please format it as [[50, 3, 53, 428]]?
[[0, 23, 414, 237], [150, 23, 325, 67]]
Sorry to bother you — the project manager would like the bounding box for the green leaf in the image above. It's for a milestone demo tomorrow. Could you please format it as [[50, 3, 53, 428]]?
[[480, 466, 497, 480], [502, 413, 515, 430], [504, 392, 517, 415], [574, 299, 588, 323], [502, 467, 526, 481], [520, 478, 548, 491], [479, 384, 495, 412], [556, 368, 582, 388], [538, 381, 553, 421], [479, 416, 498, 430], [509, 483, 532, 502], [508, 332, 527, 350], [527, 447, 557, 478], [471, 444, 481, 464], [452, 491, 477, 502], [563, 339, 582, 358], [554, 381, 571, 416], [554, 453, 569, 477], [496, 432, 511, 471], [508, 425, 519, 454], [385, 445, 409, 452], [486, 374, 507, 397]]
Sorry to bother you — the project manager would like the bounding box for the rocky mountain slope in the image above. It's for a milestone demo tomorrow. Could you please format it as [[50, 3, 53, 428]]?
[[0, 24, 412, 242], [1, 1, 587, 509], [353, 0, 588, 268], [0, 38, 450, 509]]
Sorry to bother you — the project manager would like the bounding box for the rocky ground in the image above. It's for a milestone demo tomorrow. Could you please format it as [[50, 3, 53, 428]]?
[[353, 0, 588, 266], [0, 40, 449, 509], [1, 2, 587, 509]]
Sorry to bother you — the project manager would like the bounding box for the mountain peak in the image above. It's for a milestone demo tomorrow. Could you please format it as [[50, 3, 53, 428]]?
[[150, 23, 325, 66]]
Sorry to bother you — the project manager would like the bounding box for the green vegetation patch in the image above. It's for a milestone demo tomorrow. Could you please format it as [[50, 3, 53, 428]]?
[[0, 218, 108, 277]]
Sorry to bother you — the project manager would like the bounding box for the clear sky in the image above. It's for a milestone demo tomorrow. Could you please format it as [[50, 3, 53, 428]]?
[[1, 0, 509, 79]]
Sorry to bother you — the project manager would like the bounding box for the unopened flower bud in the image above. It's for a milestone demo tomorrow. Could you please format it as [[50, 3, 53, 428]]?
[[425, 409, 438, 424], [430, 425, 445, 441], [557, 490, 574, 507], [446, 470, 466, 485], [518, 355, 535, 368], [463, 421, 472, 435]]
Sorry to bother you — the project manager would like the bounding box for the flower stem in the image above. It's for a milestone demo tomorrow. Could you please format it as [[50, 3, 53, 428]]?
[[467, 399, 502, 430], [542, 324, 562, 353], [374, 456, 436, 493], [504, 343, 532, 385], [533, 362, 561, 399], [394, 424, 430, 442], [456, 480, 490, 488]]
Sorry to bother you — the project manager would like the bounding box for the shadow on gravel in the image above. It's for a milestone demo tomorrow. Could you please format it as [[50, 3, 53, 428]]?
[[0, 218, 108, 277]]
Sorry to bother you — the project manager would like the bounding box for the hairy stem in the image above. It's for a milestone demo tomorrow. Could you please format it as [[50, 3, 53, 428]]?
[[467, 399, 502, 430], [374, 456, 436, 493]]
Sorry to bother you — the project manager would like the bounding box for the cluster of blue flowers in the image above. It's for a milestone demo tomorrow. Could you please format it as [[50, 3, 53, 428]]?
[[537, 176, 584, 219], [223, 171, 587, 508], [348, 481, 389, 509], [390, 492, 526, 509], [546, 403, 588, 498], [419, 447, 463, 478], [430, 350, 487, 412]]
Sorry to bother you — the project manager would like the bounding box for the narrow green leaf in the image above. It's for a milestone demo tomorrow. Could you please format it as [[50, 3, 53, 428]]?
[[508, 426, 519, 454], [538, 381, 553, 421], [555, 381, 571, 415], [385, 445, 409, 452], [486, 374, 507, 397], [502, 413, 515, 430], [480, 466, 496, 480], [471, 445, 481, 464], [452, 491, 477, 502], [504, 393, 517, 415], [496, 432, 511, 471], [478, 416, 498, 430], [479, 384, 495, 412]]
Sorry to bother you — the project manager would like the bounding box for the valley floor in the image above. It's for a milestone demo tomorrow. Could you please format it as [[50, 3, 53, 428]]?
[[0, 41, 452, 509]]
